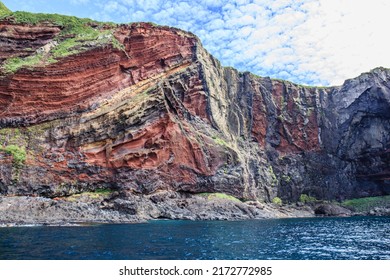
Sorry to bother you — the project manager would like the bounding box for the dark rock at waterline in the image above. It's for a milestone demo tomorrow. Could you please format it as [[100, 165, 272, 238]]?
[[367, 207, 390, 216], [0, 194, 315, 226], [314, 203, 352, 217]]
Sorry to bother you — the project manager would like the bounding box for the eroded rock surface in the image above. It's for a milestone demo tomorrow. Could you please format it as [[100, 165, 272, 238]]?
[[0, 13, 389, 224]]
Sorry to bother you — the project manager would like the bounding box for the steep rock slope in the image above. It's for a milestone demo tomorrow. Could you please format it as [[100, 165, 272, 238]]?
[[0, 6, 389, 222]]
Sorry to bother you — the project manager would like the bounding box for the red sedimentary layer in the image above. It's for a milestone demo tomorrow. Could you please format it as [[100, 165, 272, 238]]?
[[115, 24, 196, 84], [0, 22, 196, 124], [0, 47, 124, 120], [0, 21, 61, 61], [0, 20, 328, 198]]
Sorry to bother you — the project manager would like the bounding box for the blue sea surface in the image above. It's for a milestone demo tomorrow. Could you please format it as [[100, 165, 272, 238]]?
[[0, 216, 389, 260]]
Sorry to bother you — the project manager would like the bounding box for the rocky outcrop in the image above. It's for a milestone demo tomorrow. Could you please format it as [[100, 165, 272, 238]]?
[[0, 7, 389, 224], [0, 195, 141, 225], [314, 203, 352, 217], [0, 192, 314, 226]]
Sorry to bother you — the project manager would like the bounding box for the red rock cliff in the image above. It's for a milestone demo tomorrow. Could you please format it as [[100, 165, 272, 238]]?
[[0, 13, 389, 204]]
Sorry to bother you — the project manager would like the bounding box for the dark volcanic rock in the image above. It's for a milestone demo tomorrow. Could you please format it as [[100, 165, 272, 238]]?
[[0, 193, 314, 226], [0, 196, 142, 225], [367, 207, 390, 216], [314, 203, 352, 217]]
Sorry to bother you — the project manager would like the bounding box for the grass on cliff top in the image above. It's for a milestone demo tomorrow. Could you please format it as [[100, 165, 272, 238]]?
[[341, 195, 390, 212], [0, 8, 123, 74], [0, 8, 110, 34], [0, 1, 11, 16]]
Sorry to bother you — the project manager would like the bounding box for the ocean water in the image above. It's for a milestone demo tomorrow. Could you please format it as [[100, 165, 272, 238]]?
[[0, 216, 389, 260]]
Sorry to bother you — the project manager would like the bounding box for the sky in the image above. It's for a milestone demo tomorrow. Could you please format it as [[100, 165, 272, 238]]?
[[3, 0, 390, 86]]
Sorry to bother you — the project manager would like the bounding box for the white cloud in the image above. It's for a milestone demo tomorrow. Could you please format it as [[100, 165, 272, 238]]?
[[288, 0, 390, 85], [103, 1, 128, 14], [21, 0, 390, 86], [199, 0, 224, 8], [207, 19, 225, 30]]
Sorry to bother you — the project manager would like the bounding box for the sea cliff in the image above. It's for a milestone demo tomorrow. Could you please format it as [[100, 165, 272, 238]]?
[[0, 3, 389, 225]]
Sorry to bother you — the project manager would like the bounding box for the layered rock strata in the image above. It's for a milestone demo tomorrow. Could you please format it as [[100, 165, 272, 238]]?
[[0, 11, 389, 223]]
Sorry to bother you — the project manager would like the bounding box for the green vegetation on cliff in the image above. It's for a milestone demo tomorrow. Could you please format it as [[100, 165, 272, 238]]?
[[197, 192, 241, 203], [268, 166, 278, 187], [0, 127, 23, 144], [3, 55, 43, 73], [0, 1, 113, 35], [211, 135, 229, 147], [0, 145, 26, 166], [0, 3, 124, 74], [272, 197, 282, 205], [341, 195, 390, 212], [299, 194, 318, 204], [64, 188, 114, 202], [0, 1, 11, 16]]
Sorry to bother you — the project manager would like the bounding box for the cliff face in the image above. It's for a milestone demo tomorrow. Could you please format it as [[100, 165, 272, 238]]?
[[0, 11, 389, 214]]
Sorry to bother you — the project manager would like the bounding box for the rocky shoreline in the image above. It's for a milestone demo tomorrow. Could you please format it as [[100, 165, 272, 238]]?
[[1, 192, 387, 227], [0, 192, 314, 227]]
